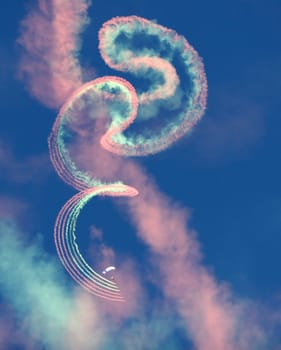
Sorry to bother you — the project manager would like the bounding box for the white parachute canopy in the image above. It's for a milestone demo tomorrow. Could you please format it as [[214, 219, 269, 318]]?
[[102, 266, 116, 275]]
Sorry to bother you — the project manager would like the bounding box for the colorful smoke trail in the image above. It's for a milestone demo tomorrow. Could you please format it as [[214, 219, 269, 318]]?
[[18, 0, 91, 109], [49, 15, 207, 301]]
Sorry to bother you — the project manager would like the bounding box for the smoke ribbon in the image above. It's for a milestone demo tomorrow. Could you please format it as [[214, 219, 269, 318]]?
[[49, 16, 207, 301]]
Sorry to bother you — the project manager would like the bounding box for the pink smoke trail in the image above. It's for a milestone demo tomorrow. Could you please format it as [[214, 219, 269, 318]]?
[[18, 0, 92, 109], [125, 169, 239, 350]]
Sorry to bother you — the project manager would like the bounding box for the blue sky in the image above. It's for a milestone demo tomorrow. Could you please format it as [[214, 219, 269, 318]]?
[[0, 0, 281, 348]]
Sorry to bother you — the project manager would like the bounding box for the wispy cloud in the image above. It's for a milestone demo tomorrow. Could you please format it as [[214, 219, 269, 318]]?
[[0, 139, 51, 185], [192, 94, 264, 164], [0, 220, 107, 349], [0, 195, 29, 229]]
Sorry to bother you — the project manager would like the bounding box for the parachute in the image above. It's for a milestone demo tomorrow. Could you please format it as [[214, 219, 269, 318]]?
[[102, 266, 116, 275]]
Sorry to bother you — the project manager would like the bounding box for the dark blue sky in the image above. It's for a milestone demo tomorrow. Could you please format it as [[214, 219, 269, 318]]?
[[0, 0, 281, 348]]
